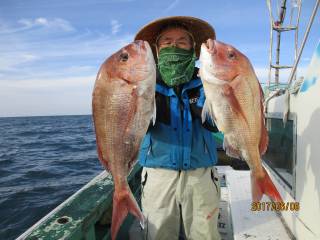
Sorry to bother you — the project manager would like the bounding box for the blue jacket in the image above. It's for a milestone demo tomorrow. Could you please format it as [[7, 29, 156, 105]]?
[[138, 72, 218, 170]]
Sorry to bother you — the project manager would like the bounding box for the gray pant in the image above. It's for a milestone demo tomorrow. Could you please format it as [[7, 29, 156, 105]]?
[[140, 167, 221, 240]]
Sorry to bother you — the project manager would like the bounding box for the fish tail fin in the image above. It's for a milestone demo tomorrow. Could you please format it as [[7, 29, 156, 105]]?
[[111, 187, 144, 240], [251, 167, 283, 202]]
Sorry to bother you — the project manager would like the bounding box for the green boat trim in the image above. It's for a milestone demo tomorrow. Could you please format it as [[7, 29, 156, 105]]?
[[17, 164, 142, 240]]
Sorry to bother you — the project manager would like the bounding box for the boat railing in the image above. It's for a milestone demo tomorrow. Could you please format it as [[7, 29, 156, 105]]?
[[265, 0, 319, 95], [16, 164, 143, 240]]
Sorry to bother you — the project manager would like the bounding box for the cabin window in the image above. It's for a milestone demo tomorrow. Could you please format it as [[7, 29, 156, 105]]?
[[263, 113, 296, 196]]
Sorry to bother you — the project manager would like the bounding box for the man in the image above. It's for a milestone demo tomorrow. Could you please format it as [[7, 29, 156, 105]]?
[[135, 16, 221, 240]]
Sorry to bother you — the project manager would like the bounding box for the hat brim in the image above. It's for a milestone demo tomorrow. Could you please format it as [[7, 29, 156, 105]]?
[[134, 16, 215, 59]]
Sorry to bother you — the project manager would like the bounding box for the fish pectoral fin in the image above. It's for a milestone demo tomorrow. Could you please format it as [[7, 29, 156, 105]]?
[[201, 100, 216, 124], [151, 98, 156, 126], [201, 100, 209, 123], [223, 137, 240, 158], [111, 187, 144, 240], [222, 84, 248, 124]]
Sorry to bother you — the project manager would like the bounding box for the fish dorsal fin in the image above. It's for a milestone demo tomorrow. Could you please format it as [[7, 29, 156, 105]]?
[[258, 84, 268, 155]]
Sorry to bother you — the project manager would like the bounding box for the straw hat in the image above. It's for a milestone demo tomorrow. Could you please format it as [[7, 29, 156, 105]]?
[[134, 16, 215, 59]]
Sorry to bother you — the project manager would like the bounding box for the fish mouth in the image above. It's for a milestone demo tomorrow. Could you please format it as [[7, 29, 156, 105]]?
[[143, 41, 151, 52], [133, 40, 152, 55], [131, 40, 156, 73], [204, 39, 217, 54], [144, 41, 155, 61], [143, 41, 156, 72], [133, 40, 146, 49]]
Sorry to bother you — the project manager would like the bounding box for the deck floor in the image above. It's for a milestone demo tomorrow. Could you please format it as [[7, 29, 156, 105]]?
[[217, 166, 234, 240], [223, 167, 293, 240], [129, 166, 293, 240]]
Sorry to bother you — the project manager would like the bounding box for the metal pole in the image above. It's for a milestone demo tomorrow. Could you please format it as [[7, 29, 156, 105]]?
[[267, 0, 274, 87], [287, 0, 319, 87], [275, 32, 281, 84], [293, 0, 302, 82], [275, 0, 287, 84]]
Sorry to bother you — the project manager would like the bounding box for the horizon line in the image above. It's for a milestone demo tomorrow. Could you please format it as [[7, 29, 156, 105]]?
[[0, 113, 92, 119]]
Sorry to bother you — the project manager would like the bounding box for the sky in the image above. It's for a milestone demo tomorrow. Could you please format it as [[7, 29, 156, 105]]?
[[0, 0, 319, 117]]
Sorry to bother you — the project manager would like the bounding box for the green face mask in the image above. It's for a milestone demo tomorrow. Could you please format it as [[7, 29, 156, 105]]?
[[157, 47, 196, 87]]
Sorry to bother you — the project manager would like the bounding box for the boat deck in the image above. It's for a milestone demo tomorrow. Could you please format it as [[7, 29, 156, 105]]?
[[219, 166, 294, 240], [128, 166, 293, 240], [17, 165, 295, 240]]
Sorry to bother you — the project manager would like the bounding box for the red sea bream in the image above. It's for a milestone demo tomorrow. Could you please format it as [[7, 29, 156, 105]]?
[[92, 40, 156, 240], [199, 39, 282, 202]]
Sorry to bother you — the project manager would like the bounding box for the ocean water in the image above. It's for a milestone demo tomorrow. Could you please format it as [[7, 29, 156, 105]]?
[[0, 115, 104, 240]]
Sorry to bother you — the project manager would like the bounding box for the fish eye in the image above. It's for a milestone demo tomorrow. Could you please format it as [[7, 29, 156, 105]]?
[[119, 52, 129, 62], [227, 51, 236, 60]]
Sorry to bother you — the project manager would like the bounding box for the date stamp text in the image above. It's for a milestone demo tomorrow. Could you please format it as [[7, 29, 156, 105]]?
[[251, 201, 300, 211]]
